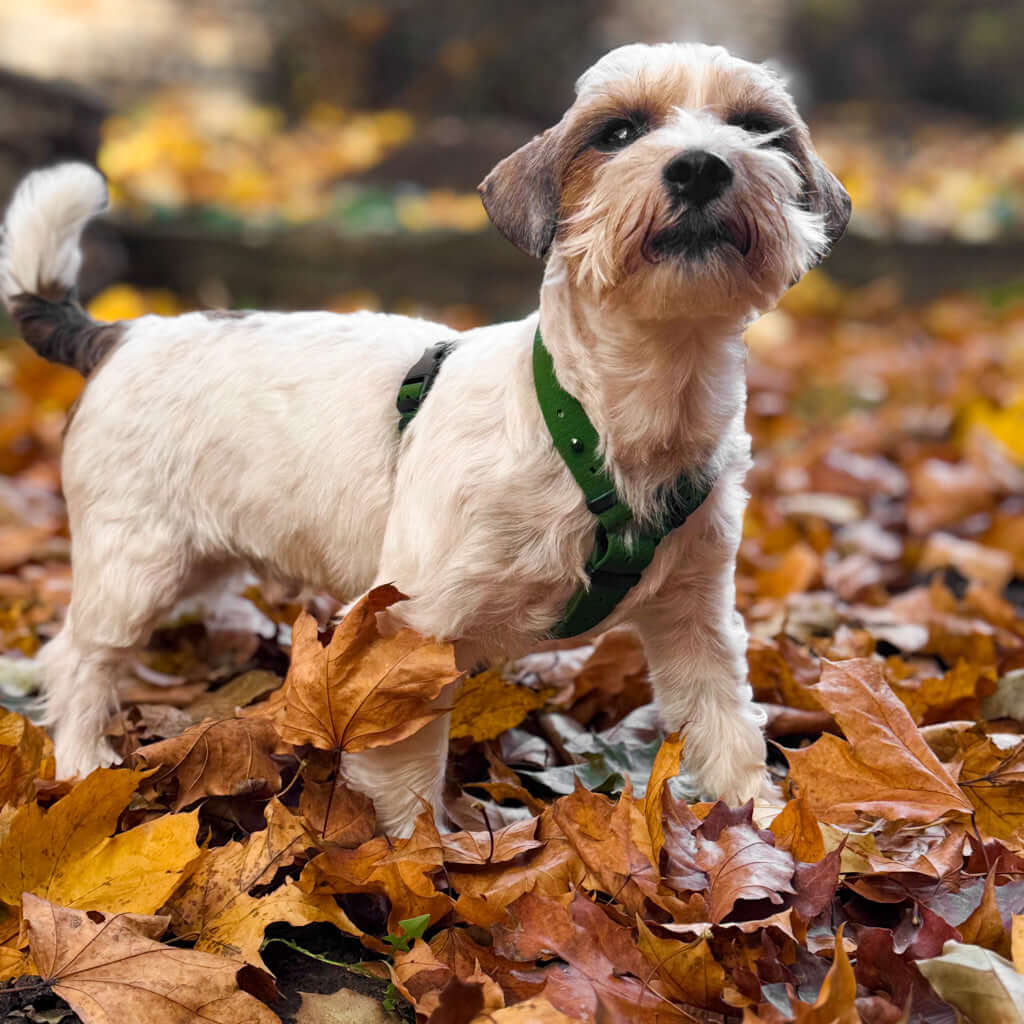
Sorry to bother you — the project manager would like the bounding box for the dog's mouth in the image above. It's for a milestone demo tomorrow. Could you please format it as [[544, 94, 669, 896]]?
[[645, 208, 754, 263]]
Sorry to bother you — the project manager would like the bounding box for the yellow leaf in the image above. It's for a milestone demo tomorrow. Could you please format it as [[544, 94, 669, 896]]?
[[0, 768, 200, 943], [636, 917, 726, 1008], [1012, 915, 1024, 974], [450, 668, 550, 742], [770, 797, 826, 863], [644, 731, 684, 859], [0, 708, 53, 809]]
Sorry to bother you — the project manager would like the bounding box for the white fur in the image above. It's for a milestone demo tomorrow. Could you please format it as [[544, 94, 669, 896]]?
[[0, 163, 107, 302], [0, 44, 843, 834]]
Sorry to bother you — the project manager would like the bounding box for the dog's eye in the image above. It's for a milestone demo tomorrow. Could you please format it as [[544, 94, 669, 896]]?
[[728, 113, 790, 146], [594, 118, 643, 152]]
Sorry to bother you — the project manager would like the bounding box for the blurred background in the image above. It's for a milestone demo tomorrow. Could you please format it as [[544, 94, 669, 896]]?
[[0, 0, 1021, 686]]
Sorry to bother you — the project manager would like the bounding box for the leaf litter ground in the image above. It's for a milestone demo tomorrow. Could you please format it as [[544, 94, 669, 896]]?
[[1, 273, 1024, 1023]]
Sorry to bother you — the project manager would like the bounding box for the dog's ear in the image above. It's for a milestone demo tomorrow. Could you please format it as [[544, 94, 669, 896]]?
[[805, 155, 851, 255], [478, 125, 564, 259]]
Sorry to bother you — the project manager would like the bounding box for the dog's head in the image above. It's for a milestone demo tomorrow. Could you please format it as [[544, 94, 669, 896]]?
[[479, 43, 850, 315]]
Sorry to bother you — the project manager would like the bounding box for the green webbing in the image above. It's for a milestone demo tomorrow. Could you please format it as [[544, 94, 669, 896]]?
[[532, 328, 714, 638]]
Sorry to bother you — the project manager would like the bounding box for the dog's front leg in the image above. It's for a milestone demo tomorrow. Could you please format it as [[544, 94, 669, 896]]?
[[631, 549, 767, 806], [341, 687, 453, 837]]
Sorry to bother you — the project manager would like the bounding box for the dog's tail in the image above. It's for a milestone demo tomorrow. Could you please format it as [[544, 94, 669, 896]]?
[[0, 163, 122, 376]]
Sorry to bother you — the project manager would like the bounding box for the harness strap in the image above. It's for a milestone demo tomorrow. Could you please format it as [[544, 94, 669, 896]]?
[[395, 331, 715, 641], [532, 328, 715, 638], [397, 341, 455, 431]]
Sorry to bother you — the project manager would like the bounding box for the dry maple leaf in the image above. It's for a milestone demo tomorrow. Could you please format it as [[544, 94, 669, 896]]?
[[132, 716, 283, 810], [21, 893, 280, 1024], [790, 923, 859, 1023], [493, 891, 693, 1022], [167, 801, 359, 967], [643, 731, 684, 860], [0, 709, 53, 809], [785, 658, 974, 824], [450, 668, 550, 743], [447, 806, 587, 929], [691, 808, 796, 924], [635, 918, 727, 1010], [552, 780, 662, 917], [276, 585, 461, 752], [441, 818, 543, 865], [299, 750, 376, 847], [770, 796, 826, 863], [303, 805, 452, 932], [0, 768, 200, 945]]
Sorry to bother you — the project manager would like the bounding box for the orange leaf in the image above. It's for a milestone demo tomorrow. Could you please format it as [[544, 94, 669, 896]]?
[[644, 730, 684, 859], [785, 658, 973, 824], [277, 586, 461, 752]]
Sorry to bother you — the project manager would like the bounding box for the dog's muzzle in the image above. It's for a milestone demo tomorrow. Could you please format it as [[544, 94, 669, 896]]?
[[663, 150, 733, 207]]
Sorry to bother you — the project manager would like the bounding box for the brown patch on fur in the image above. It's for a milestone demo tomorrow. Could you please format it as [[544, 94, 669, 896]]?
[[10, 290, 125, 377]]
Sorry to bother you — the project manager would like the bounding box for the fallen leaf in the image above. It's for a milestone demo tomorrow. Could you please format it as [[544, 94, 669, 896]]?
[[304, 806, 453, 932], [791, 923, 859, 1023], [132, 716, 283, 810], [636, 918, 726, 1009], [644, 731, 684, 859], [918, 940, 1024, 1024], [300, 759, 376, 847], [0, 768, 199, 943], [167, 802, 358, 967], [0, 708, 53, 808], [22, 893, 279, 1024], [450, 668, 550, 742], [277, 586, 461, 752], [470, 997, 581, 1022], [770, 797, 826, 863], [187, 669, 283, 723], [691, 810, 796, 923], [785, 658, 974, 823], [442, 818, 543, 865], [295, 988, 394, 1024]]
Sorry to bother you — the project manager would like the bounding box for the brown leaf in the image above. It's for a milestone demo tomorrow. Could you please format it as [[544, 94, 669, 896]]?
[[469, 997, 581, 1022], [430, 927, 546, 1004], [132, 716, 283, 810], [277, 586, 461, 752], [450, 669, 550, 742], [301, 777, 376, 847], [167, 806, 359, 968], [22, 893, 279, 1024], [785, 658, 974, 824], [493, 892, 692, 1022], [447, 806, 586, 928], [304, 805, 453, 932], [187, 669, 283, 724], [442, 818, 543, 865], [889, 659, 997, 726], [692, 814, 795, 924]]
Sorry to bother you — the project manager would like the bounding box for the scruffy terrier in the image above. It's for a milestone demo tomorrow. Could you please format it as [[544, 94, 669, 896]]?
[[0, 43, 848, 835]]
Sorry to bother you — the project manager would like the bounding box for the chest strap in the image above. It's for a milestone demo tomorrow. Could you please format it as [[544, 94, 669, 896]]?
[[397, 341, 455, 431], [532, 328, 715, 638]]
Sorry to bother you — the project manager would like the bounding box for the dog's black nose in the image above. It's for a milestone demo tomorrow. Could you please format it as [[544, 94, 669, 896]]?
[[663, 151, 733, 205]]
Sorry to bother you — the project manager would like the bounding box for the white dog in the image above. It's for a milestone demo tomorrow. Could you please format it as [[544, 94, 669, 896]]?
[[0, 43, 848, 835]]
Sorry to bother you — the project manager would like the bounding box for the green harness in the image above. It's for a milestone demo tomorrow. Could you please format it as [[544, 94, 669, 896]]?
[[396, 329, 715, 638]]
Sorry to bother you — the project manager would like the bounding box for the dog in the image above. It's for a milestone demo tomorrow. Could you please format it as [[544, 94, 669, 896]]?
[[0, 42, 848, 835]]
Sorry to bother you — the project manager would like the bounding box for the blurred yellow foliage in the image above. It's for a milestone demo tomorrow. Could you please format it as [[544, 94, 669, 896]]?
[[100, 89, 414, 224]]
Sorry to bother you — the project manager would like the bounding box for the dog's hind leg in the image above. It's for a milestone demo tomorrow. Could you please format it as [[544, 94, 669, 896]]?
[[41, 524, 197, 779]]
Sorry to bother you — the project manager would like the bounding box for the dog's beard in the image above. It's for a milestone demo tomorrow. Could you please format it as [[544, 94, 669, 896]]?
[[645, 206, 754, 262]]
